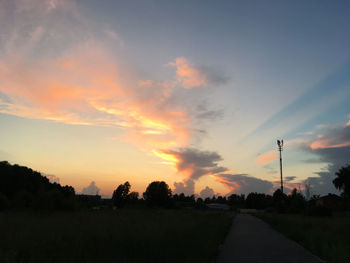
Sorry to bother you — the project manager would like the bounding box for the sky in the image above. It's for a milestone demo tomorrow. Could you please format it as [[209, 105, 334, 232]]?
[[0, 0, 350, 197]]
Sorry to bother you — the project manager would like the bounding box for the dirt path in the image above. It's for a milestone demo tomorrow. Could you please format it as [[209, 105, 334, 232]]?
[[215, 214, 323, 263]]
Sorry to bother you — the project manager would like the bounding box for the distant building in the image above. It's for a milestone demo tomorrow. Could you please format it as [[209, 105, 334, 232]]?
[[207, 203, 230, 211], [316, 194, 346, 211]]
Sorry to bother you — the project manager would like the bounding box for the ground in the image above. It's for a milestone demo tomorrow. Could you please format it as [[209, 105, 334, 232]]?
[[0, 209, 233, 263]]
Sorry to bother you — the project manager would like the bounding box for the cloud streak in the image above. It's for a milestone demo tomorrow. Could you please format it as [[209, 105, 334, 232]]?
[[256, 150, 278, 166]]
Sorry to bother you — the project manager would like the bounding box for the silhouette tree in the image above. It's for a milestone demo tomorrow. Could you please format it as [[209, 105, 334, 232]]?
[[143, 181, 172, 207], [333, 165, 350, 199], [128, 191, 139, 204], [273, 188, 288, 212], [194, 197, 206, 209], [288, 188, 306, 213], [0, 161, 75, 210], [112, 182, 131, 207], [246, 193, 272, 209], [227, 194, 245, 209]]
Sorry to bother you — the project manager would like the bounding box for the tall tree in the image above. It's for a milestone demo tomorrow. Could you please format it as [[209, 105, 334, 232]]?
[[333, 165, 350, 199], [112, 182, 131, 207], [143, 181, 172, 207]]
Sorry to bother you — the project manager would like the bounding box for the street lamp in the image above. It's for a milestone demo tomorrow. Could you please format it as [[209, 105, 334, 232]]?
[[277, 139, 284, 193]]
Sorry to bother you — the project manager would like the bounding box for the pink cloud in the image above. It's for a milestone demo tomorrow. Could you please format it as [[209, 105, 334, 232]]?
[[310, 139, 350, 150], [0, 43, 194, 150], [169, 57, 207, 89], [307, 122, 350, 150], [255, 150, 279, 166], [0, 0, 233, 197], [0, 1, 197, 152]]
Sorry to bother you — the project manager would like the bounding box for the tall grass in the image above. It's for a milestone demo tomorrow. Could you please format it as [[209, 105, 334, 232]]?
[[0, 209, 233, 263], [258, 213, 350, 263]]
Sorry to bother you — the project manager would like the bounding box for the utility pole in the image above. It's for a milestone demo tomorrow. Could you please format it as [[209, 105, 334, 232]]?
[[277, 139, 284, 193]]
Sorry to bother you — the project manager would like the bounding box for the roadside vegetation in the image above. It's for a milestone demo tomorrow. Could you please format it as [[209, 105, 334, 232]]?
[[257, 213, 350, 263]]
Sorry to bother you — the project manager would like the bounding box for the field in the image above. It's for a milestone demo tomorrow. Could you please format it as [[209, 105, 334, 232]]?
[[258, 213, 350, 263], [0, 209, 233, 263]]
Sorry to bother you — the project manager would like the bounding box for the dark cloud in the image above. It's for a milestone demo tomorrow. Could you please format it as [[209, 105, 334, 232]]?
[[216, 173, 274, 195], [195, 103, 224, 121], [284, 176, 296, 182], [163, 148, 227, 180], [196, 108, 224, 121], [302, 158, 323, 164], [263, 163, 278, 174], [173, 179, 195, 195], [81, 181, 100, 195], [166, 148, 276, 195], [303, 123, 350, 195], [200, 186, 215, 199], [305, 147, 349, 195], [200, 66, 230, 86]]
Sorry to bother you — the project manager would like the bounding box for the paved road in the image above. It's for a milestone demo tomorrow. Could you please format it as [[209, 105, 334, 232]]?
[[216, 214, 323, 263]]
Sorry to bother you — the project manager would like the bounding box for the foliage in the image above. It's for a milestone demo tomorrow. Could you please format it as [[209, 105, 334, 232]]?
[[128, 191, 139, 204], [112, 181, 131, 207], [143, 181, 172, 207], [272, 189, 288, 213], [227, 194, 245, 209], [0, 161, 75, 210], [246, 192, 272, 209], [0, 209, 234, 263], [258, 213, 350, 263], [333, 165, 350, 200], [288, 188, 307, 213]]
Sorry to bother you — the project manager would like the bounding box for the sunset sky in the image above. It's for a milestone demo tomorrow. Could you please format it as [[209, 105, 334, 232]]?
[[1, 0, 350, 197]]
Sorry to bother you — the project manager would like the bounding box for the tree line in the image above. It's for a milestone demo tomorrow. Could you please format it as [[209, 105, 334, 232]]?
[[1, 161, 349, 215], [0, 161, 75, 210]]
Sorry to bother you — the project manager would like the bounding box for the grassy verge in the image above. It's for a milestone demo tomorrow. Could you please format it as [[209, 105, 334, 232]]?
[[257, 213, 350, 263], [0, 209, 233, 263]]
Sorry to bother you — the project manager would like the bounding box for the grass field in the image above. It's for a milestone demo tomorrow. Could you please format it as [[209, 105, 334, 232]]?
[[258, 213, 350, 263], [0, 209, 233, 263]]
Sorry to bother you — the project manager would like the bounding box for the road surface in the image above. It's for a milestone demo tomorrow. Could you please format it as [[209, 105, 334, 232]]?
[[216, 214, 323, 263]]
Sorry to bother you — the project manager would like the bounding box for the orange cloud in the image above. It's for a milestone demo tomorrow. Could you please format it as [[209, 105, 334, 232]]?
[[310, 139, 350, 150], [169, 57, 206, 89], [214, 175, 240, 193], [256, 150, 279, 166], [0, 43, 193, 151], [0, 0, 225, 193], [0, 2, 198, 152], [153, 148, 228, 183]]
